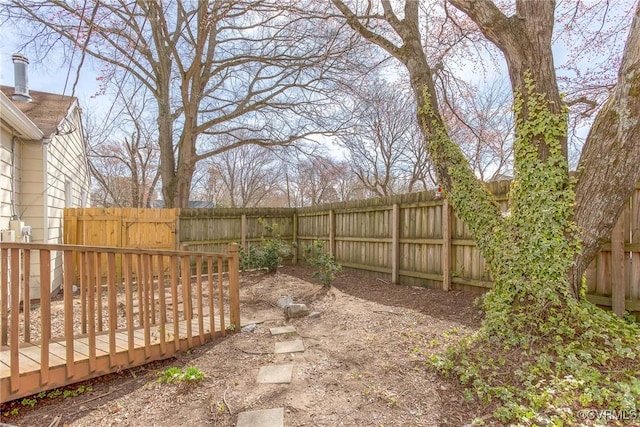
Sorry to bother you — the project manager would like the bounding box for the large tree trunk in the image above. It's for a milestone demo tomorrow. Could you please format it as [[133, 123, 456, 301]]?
[[450, 0, 566, 159], [157, 98, 177, 208], [569, 5, 640, 295], [451, 0, 640, 299]]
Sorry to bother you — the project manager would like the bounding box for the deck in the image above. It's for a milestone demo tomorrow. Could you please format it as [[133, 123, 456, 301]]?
[[0, 314, 252, 402], [0, 243, 241, 403]]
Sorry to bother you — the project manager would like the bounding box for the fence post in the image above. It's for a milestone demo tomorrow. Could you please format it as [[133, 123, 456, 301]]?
[[391, 204, 399, 284], [174, 208, 181, 250], [292, 212, 298, 264], [240, 214, 247, 252], [227, 243, 241, 329], [611, 213, 626, 317], [329, 210, 336, 257], [442, 199, 451, 291]]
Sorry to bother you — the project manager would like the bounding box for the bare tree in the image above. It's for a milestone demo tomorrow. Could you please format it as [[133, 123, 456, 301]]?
[[205, 143, 282, 208], [338, 81, 432, 196], [4, 0, 356, 207], [444, 78, 514, 181], [190, 166, 228, 207], [330, 159, 370, 202], [83, 80, 160, 208]]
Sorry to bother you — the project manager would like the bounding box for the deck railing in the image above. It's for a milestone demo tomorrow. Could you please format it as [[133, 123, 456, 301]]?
[[0, 242, 240, 402]]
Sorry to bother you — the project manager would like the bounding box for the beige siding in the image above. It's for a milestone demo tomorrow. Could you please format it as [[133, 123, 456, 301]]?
[[0, 126, 14, 231], [46, 107, 90, 242], [2, 105, 90, 300], [44, 107, 90, 295], [18, 143, 44, 241]]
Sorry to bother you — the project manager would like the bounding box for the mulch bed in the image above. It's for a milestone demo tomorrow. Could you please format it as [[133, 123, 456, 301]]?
[[279, 264, 484, 328]]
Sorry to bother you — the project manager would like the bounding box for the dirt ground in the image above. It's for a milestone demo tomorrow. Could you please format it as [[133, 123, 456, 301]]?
[[2, 265, 487, 427]]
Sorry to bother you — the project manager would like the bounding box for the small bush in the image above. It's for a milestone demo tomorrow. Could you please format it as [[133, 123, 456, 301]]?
[[239, 218, 292, 273], [157, 366, 183, 384], [183, 366, 206, 382], [304, 240, 342, 286], [157, 366, 205, 384]]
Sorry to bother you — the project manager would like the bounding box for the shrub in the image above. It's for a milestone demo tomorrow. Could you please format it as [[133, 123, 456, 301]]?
[[157, 366, 183, 384], [239, 218, 292, 273], [157, 366, 205, 384], [304, 240, 342, 286]]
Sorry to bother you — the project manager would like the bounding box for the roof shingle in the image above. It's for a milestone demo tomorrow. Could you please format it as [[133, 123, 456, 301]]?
[[0, 85, 77, 138]]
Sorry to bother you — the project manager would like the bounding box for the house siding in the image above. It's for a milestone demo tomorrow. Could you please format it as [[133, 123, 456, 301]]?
[[45, 107, 90, 294], [0, 126, 15, 232], [46, 107, 90, 243], [1, 100, 90, 300], [18, 143, 44, 241]]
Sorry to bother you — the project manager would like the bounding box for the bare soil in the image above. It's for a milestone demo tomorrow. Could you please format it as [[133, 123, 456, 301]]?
[[2, 265, 487, 427]]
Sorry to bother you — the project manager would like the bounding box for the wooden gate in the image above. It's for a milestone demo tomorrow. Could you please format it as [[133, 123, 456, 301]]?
[[64, 208, 178, 282]]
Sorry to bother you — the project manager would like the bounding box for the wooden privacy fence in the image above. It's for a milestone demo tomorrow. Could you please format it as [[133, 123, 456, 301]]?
[[64, 181, 640, 314], [0, 242, 240, 402]]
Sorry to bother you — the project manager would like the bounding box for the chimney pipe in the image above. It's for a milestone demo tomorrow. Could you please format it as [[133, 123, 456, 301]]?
[[12, 53, 32, 102]]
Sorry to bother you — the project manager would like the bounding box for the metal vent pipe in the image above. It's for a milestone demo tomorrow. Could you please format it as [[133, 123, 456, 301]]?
[[12, 53, 32, 102]]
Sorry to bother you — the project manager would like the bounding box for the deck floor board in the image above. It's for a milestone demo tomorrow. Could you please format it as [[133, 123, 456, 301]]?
[[0, 314, 249, 383]]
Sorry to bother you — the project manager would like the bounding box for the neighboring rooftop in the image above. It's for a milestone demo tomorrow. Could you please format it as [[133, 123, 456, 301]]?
[[0, 85, 77, 138]]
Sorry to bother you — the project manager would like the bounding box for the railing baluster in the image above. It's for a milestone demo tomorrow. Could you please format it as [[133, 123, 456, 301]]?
[[170, 255, 180, 351], [40, 249, 51, 385], [10, 248, 20, 392], [149, 254, 155, 325], [0, 243, 241, 403], [1, 247, 8, 346], [143, 254, 151, 359], [182, 252, 193, 348], [23, 250, 30, 343], [63, 250, 75, 378], [107, 252, 117, 368], [157, 255, 167, 355], [95, 252, 103, 332], [87, 251, 97, 372], [196, 256, 204, 342], [80, 251, 87, 335], [207, 257, 214, 333], [136, 254, 144, 327], [217, 257, 225, 336], [124, 253, 134, 363]]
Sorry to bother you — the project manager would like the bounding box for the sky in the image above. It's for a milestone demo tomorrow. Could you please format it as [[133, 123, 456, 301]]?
[[1, 1, 634, 173], [0, 24, 99, 103]]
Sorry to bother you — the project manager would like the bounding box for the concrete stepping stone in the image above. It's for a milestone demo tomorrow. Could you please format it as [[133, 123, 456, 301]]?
[[274, 339, 304, 354], [257, 364, 294, 383], [269, 325, 297, 336], [236, 407, 284, 427]]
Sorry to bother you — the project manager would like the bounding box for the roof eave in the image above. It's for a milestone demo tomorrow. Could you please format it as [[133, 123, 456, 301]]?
[[0, 90, 45, 140]]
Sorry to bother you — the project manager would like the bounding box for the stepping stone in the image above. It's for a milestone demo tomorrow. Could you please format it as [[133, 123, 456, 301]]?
[[274, 339, 304, 354], [269, 325, 296, 336], [257, 364, 294, 383], [236, 407, 284, 427]]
